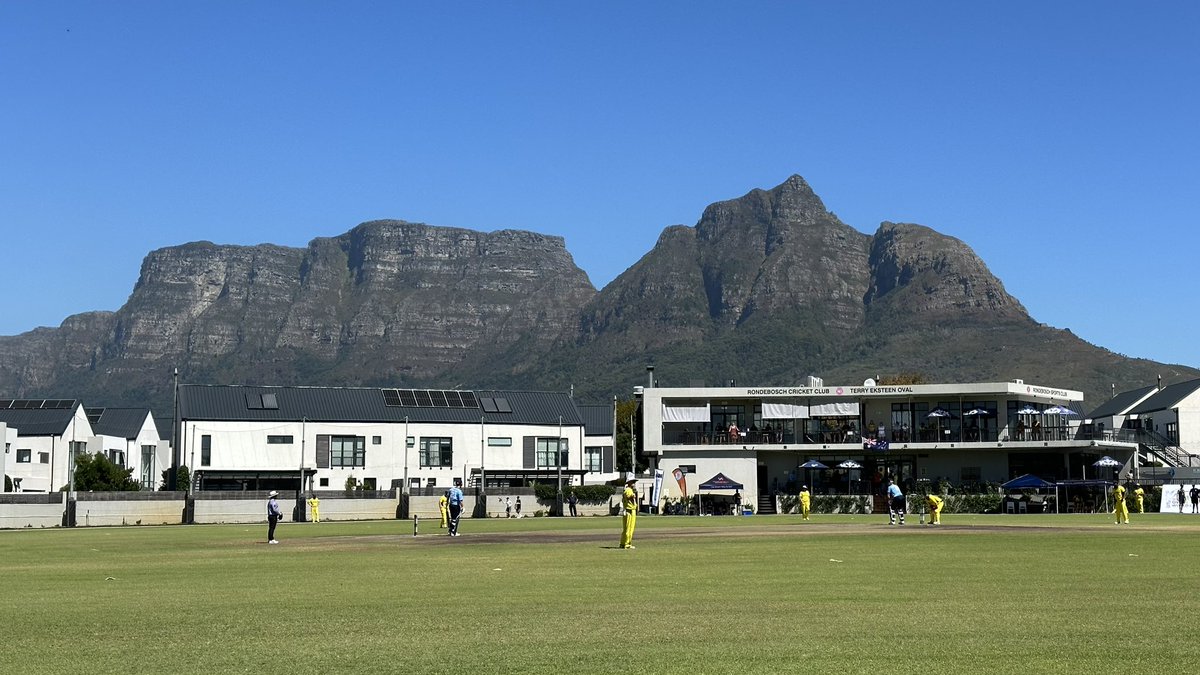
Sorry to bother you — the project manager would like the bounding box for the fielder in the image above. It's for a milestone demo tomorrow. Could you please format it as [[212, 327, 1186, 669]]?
[[307, 494, 321, 523], [925, 493, 944, 525], [799, 485, 811, 521], [887, 479, 906, 525], [439, 491, 450, 529], [620, 477, 638, 549], [1113, 483, 1129, 524], [1133, 484, 1145, 514]]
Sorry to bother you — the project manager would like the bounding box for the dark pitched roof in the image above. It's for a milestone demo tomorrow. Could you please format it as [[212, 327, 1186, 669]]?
[[86, 408, 153, 440], [0, 400, 83, 436], [1128, 379, 1200, 415], [154, 415, 175, 442], [576, 404, 614, 436], [178, 385, 584, 426], [1086, 385, 1157, 419]]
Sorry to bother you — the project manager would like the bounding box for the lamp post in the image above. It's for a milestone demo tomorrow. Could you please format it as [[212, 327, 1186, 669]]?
[[295, 416, 306, 522], [403, 416, 409, 494], [556, 415, 564, 517], [480, 416, 486, 492]]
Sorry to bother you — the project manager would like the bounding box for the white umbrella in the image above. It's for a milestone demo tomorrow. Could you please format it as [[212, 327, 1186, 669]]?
[[1094, 456, 1121, 467], [927, 408, 955, 441], [837, 460, 861, 494], [1044, 405, 1078, 416]]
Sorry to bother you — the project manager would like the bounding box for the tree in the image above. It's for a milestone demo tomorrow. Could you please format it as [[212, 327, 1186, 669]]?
[[160, 465, 191, 492], [614, 398, 650, 474], [74, 453, 141, 492]]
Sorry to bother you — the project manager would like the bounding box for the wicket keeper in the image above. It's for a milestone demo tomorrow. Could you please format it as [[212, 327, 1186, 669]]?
[[925, 493, 944, 525]]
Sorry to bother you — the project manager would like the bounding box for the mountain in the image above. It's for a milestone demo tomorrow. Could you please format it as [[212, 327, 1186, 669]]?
[[1, 176, 1194, 410]]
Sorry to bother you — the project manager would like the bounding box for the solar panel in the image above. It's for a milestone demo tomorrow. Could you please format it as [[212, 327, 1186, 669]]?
[[0, 400, 12, 409], [480, 397, 498, 413], [444, 391, 464, 408], [494, 397, 512, 413], [44, 399, 75, 409], [85, 408, 104, 424], [459, 391, 479, 408], [11, 400, 40, 409], [261, 393, 279, 410], [246, 393, 263, 410], [414, 390, 434, 407], [429, 390, 448, 407], [382, 389, 402, 406], [398, 390, 418, 407]]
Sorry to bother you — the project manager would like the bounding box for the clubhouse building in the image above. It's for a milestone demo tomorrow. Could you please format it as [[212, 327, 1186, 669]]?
[[633, 370, 1189, 503]]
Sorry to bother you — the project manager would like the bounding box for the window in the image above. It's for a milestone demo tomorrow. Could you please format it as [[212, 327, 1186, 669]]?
[[108, 450, 125, 467], [960, 466, 981, 482], [319, 478, 329, 487], [201, 435, 211, 467], [1166, 422, 1178, 444], [16, 449, 31, 463], [70, 441, 86, 457], [584, 447, 603, 472], [39, 452, 50, 464], [488, 437, 513, 447], [141, 445, 156, 488], [267, 435, 293, 444], [331, 436, 366, 468], [420, 438, 453, 467], [372, 436, 382, 445], [536, 437, 567, 469], [407, 436, 415, 448]]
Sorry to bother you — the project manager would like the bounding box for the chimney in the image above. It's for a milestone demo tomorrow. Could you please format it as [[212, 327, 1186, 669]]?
[[646, 366, 655, 389]]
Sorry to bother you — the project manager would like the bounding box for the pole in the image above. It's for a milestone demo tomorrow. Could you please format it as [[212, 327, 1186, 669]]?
[[169, 367, 180, 491], [403, 416, 409, 494], [556, 415, 563, 516], [295, 416, 306, 522], [480, 416, 486, 492]]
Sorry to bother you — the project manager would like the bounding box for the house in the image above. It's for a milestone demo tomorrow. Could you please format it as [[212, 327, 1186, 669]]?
[[85, 407, 168, 489], [0, 399, 93, 493], [178, 384, 620, 492]]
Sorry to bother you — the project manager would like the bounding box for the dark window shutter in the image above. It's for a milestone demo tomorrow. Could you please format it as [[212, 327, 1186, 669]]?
[[523, 436, 535, 469], [316, 435, 330, 469], [602, 446, 614, 473]]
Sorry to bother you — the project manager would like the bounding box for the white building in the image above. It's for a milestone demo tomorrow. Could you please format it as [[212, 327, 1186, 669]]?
[[636, 373, 1148, 505], [85, 407, 168, 489], [178, 384, 619, 492], [0, 399, 93, 493], [1088, 378, 1200, 466]]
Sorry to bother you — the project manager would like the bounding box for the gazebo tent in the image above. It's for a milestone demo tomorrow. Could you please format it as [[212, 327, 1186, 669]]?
[[1002, 474, 1058, 513], [698, 473, 744, 515]]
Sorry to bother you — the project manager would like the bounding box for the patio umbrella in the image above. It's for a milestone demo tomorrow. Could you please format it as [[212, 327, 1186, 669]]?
[[1093, 456, 1121, 467], [927, 408, 955, 441], [837, 460, 861, 494], [1042, 405, 1078, 441], [799, 459, 828, 494], [963, 408, 991, 441], [1015, 406, 1040, 439]]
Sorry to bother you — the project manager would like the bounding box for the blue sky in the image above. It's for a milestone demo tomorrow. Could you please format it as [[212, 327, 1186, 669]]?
[[2, 2, 1197, 369]]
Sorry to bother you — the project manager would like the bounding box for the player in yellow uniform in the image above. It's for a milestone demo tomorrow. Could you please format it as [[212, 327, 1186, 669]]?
[[307, 494, 320, 523], [439, 491, 450, 529], [799, 485, 811, 521], [1113, 483, 1129, 524], [925, 494, 944, 525], [1133, 484, 1145, 514], [620, 477, 638, 549]]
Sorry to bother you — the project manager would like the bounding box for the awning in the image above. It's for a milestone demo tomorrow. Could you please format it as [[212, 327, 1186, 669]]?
[[762, 402, 808, 419], [809, 401, 859, 416], [662, 403, 711, 423], [698, 473, 744, 490]]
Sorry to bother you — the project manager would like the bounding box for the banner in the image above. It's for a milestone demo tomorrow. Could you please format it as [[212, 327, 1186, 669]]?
[[662, 403, 710, 422], [672, 467, 688, 500], [651, 469, 665, 511]]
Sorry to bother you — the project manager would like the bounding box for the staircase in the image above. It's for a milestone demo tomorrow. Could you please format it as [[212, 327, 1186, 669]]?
[[1137, 430, 1197, 468], [757, 494, 776, 515]]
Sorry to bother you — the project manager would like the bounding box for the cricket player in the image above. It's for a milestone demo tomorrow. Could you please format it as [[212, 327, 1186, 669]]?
[[620, 477, 638, 549], [1133, 484, 1145, 514], [439, 491, 450, 528], [266, 490, 283, 544], [1113, 483, 1129, 524], [887, 479, 906, 525], [925, 493, 944, 525], [799, 485, 811, 521], [307, 494, 321, 523], [447, 482, 464, 536]]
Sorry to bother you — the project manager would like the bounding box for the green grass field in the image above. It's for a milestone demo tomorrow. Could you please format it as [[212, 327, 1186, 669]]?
[[3, 512, 1199, 674]]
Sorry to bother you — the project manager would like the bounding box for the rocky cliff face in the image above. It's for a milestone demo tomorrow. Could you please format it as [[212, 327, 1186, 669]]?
[[0, 220, 596, 406], [1, 177, 1193, 409]]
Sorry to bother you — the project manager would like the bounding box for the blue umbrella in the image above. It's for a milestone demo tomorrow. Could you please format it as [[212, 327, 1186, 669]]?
[[800, 460, 829, 469]]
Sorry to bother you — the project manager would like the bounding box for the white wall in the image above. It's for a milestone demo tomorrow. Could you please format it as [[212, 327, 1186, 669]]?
[[183, 419, 589, 491]]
